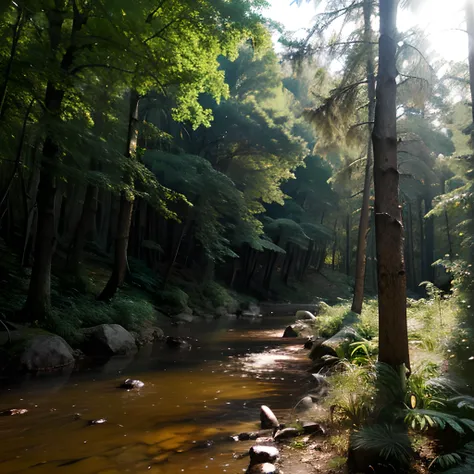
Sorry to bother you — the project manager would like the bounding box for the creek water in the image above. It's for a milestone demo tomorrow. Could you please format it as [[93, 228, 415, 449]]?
[[0, 315, 314, 473]]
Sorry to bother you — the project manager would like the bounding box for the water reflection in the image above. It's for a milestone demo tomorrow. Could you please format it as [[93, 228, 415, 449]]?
[[0, 315, 311, 473]]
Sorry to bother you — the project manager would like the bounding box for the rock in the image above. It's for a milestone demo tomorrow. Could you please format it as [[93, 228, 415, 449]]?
[[282, 325, 299, 338], [235, 429, 274, 441], [81, 324, 137, 357], [88, 418, 107, 425], [310, 326, 361, 360], [20, 335, 75, 371], [119, 378, 144, 389], [249, 446, 280, 466], [304, 338, 314, 349], [260, 405, 279, 429], [246, 463, 278, 474], [0, 408, 28, 416], [255, 437, 276, 447], [175, 313, 194, 323], [274, 427, 300, 441], [302, 422, 325, 435], [165, 336, 191, 350], [310, 354, 340, 373], [295, 310, 316, 321], [296, 396, 314, 412], [240, 302, 261, 318], [136, 327, 164, 346]]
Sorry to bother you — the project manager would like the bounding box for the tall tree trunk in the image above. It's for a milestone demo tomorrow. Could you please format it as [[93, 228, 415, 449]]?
[[0, 6, 23, 120], [406, 202, 416, 291], [98, 91, 139, 301], [466, 0, 474, 124], [22, 7, 70, 321], [351, 0, 376, 314], [423, 193, 434, 282], [345, 214, 351, 276], [418, 196, 426, 287], [67, 179, 99, 282], [331, 218, 338, 271], [372, 0, 410, 370]]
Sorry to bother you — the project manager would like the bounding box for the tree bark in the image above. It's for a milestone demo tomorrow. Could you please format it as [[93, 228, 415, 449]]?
[[423, 193, 434, 282], [466, 0, 474, 124], [0, 5, 24, 120], [345, 213, 351, 276], [372, 0, 410, 370], [98, 91, 139, 301], [351, 0, 376, 314], [22, 7, 69, 321]]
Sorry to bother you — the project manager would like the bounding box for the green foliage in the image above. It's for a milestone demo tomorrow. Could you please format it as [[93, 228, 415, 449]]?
[[315, 303, 357, 338], [156, 287, 190, 314], [201, 281, 235, 309], [351, 424, 413, 466], [45, 291, 158, 345]]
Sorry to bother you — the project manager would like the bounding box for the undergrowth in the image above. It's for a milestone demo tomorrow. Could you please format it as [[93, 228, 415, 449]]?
[[314, 289, 474, 472]]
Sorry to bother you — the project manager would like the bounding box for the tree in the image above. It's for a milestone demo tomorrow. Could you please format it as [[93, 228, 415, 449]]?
[[372, 0, 410, 370]]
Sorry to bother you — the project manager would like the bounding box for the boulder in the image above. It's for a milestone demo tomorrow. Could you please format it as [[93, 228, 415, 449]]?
[[260, 405, 279, 430], [295, 310, 316, 321], [274, 427, 300, 441], [235, 429, 274, 441], [282, 325, 298, 338], [295, 396, 314, 413], [249, 446, 280, 466], [309, 326, 361, 360], [246, 463, 278, 474], [20, 335, 75, 371], [81, 324, 137, 357]]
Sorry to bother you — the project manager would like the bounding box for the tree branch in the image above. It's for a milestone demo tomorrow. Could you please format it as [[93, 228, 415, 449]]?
[[70, 64, 136, 75]]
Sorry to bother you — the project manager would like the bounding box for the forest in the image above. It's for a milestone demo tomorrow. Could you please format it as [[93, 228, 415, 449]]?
[[1, 0, 474, 473]]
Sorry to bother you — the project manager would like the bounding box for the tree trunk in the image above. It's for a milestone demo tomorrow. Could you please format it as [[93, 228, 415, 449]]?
[[372, 0, 410, 370], [98, 91, 139, 301], [345, 214, 351, 276], [466, 0, 474, 124], [351, 0, 376, 314], [0, 6, 23, 120], [68, 179, 99, 281], [423, 194, 434, 282], [406, 202, 416, 291]]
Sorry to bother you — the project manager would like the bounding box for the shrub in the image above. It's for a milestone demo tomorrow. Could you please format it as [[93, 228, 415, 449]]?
[[201, 281, 234, 309]]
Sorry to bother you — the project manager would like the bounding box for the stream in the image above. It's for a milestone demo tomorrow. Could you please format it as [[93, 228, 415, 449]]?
[[0, 314, 314, 473]]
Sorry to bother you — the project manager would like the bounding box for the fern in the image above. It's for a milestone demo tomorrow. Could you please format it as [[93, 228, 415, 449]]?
[[351, 424, 412, 465]]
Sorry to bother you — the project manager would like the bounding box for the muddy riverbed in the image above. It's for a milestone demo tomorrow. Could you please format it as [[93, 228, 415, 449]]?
[[0, 315, 317, 473]]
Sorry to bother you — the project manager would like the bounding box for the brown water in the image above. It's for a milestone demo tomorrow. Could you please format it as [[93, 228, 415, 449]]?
[[0, 315, 314, 473]]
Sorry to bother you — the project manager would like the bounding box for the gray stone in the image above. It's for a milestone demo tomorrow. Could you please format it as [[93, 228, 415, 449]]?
[[295, 310, 316, 321], [296, 396, 314, 412], [249, 446, 280, 466], [136, 327, 164, 346], [260, 405, 279, 429], [310, 326, 361, 360], [81, 324, 137, 357], [175, 313, 194, 323], [274, 427, 300, 441], [20, 335, 75, 371], [282, 325, 298, 338], [246, 463, 278, 474], [120, 378, 144, 389]]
